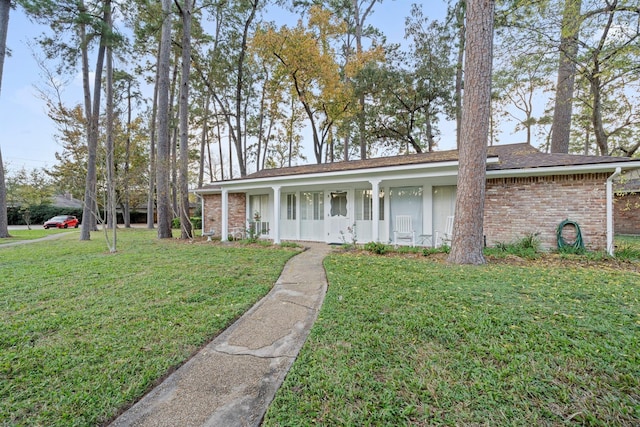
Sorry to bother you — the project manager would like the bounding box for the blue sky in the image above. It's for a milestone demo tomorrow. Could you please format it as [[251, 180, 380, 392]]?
[[1, 1, 454, 173]]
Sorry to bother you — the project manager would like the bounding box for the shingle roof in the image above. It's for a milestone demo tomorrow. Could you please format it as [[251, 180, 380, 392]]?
[[486, 144, 632, 170], [198, 143, 634, 189]]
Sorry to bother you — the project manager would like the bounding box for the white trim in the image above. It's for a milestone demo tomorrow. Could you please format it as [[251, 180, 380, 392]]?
[[607, 167, 622, 256], [221, 189, 228, 241], [486, 161, 640, 178]]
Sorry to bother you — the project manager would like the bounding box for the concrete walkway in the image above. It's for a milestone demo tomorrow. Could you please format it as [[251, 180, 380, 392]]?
[[110, 242, 332, 427]]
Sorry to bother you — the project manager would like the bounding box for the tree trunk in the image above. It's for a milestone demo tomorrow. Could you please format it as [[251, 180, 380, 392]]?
[[179, 0, 193, 239], [448, 0, 495, 265], [233, 0, 259, 177], [454, 0, 466, 150], [156, 0, 173, 238], [0, 0, 8, 95], [147, 43, 160, 229], [550, 0, 582, 153], [80, 15, 106, 240], [198, 96, 209, 187], [105, 1, 117, 252], [0, 148, 8, 238], [0, 0, 10, 238], [123, 76, 132, 228]]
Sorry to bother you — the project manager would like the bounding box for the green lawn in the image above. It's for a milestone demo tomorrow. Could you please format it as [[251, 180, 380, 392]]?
[[0, 229, 298, 426], [0, 228, 74, 242], [264, 253, 640, 426]]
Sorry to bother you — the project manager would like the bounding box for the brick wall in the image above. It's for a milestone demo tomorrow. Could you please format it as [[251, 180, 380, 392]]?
[[614, 193, 640, 235], [484, 173, 608, 251], [202, 193, 246, 235]]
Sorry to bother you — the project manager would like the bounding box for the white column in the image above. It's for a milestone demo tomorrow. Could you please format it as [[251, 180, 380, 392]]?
[[606, 167, 621, 256], [272, 185, 281, 244], [370, 179, 381, 242], [221, 188, 228, 242]]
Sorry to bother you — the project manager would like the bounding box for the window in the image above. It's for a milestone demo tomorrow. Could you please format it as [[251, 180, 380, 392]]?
[[330, 192, 347, 217], [356, 189, 385, 220], [301, 191, 323, 220], [249, 194, 269, 221], [284, 193, 296, 220], [355, 189, 372, 220]]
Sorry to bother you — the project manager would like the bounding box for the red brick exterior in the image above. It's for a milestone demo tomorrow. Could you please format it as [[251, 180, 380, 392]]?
[[484, 173, 608, 251], [614, 193, 640, 235], [202, 193, 246, 236]]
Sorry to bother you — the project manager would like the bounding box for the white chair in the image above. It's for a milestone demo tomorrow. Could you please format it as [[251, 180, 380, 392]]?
[[393, 215, 415, 247], [442, 215, 454, 246]]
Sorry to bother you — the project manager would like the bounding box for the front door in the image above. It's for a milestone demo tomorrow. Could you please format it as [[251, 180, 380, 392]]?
[[327, 191, 351, 243]]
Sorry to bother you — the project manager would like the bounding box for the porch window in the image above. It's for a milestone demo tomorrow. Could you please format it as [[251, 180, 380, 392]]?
[[390, 186, 423, 236], [249, 194, 270, 235], [301, 191, 323, 220], [282, 193, 296, 220], [356, 189, 384, 221], [355, 189, 372, 220]]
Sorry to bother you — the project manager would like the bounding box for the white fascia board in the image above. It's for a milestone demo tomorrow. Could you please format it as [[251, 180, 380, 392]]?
[[193, 186, 222, 195], [217, 160, 462, 191], [217, 158, 501, 191], [486, 161, 640, 178]]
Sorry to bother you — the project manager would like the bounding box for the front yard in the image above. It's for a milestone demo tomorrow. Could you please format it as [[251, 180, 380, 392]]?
[[1, 231, 638, 425], [0, 230, 297, 426], [264, 249, 640, 426]]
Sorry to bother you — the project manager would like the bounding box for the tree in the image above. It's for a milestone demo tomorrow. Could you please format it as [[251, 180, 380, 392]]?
[[369, 6, 455, 154], [0, 0, 10, 238], [156, 0, 173, 238], [448, 0, 495, 265], [448, 0, 466, 149], [252, 6, 356, 164], [177, 0, 193, 239], [550, 0, 582, 154], [7, 167, 53, 229]]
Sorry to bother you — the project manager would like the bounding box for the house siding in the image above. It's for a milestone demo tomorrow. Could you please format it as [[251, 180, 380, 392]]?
[[203, 193, 247, 236], [614, 193, 640, 235], [484, 173, 608, 251]]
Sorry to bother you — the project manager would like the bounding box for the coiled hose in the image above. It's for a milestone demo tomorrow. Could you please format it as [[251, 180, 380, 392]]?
[[556, 219, 585, 251]]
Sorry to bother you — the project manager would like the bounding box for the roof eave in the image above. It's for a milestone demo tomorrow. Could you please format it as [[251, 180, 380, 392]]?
[[487, 161, 640, 178]]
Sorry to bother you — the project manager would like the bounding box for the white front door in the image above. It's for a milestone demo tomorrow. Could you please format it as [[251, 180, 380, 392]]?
[[327, 190, 351, 243]]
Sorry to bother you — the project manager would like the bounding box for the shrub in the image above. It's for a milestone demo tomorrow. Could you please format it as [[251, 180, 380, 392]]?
[[280, 241, 301, 248], [364, 241, 390, 255], [190, 216, 202, 230], [488, 233, 540, 259]]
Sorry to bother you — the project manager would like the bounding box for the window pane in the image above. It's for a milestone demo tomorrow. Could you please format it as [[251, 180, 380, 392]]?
[[330, 192, 347, 217]]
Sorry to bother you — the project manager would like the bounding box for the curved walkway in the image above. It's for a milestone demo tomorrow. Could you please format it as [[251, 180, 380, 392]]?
[[110, 242, 332, 427]]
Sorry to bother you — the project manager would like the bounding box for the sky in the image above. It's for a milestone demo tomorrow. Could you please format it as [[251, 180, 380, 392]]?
[[0, 1, 466, 174]]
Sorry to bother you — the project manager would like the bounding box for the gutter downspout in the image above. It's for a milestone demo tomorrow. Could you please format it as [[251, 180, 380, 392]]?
[[606, 167, 621, 256]]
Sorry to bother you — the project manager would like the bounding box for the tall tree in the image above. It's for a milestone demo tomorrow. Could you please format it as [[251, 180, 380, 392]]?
[[156, 0, 173, 238], [550, 0, 582, 153], [252, 6, 356, 164], [0, 0, 10, 238], [448, 0, 466, 149], [448, 0, 495, 265], [104, 0, 117, 252], [178, 0, 193, 239]]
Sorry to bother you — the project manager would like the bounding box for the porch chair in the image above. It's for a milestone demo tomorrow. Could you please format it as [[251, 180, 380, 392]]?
[[393, 215, 415, 247], [441, 215, 454, 246]]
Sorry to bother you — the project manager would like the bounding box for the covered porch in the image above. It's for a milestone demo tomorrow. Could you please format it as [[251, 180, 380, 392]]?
[[207, 174, 458, 247]]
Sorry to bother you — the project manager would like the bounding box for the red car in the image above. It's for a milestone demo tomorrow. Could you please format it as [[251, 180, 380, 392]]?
[[43, 215, 80, 229]]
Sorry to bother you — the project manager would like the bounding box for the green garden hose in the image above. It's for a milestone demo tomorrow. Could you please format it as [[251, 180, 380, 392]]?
[[556, 219, 585, 251]]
